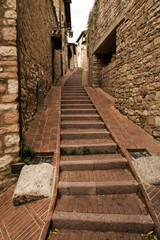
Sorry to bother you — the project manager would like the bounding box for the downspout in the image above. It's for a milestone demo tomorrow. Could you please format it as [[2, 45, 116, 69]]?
[[59, 0, 61, 28], [16, 0, 23, 161]]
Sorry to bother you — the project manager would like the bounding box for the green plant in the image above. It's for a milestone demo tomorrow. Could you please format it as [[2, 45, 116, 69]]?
[[24, 157, 31, 165], [70, 149, 76, 155], [60, 147, 67, 155], [22, 142, 35, 165], [94, 150, 102, 154], [83, 146, 91, 155]]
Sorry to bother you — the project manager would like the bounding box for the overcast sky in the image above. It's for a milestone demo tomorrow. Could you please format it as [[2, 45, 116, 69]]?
[[68, 0, 95, 43]]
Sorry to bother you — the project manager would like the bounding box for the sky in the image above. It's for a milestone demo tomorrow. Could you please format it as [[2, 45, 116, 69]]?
[[68, 0, 95, 43]]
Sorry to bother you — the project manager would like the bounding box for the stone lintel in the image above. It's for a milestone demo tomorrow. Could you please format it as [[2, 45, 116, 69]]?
[[93, 9, 125, 55]]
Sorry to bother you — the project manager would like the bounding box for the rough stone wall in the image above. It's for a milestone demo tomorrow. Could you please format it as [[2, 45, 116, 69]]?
[[89, 0, 160, 141], [0, 0, 20, 192], [18, 0, 61, 129]]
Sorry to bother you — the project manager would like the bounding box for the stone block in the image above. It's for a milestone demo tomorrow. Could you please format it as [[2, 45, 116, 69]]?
[[7, 0, 16, 9], [0, 72, 17, 79], [0, 104, 17, 111], [4, 145, 19, 153], [0, 155, 13, 171], [0, 46, 17, 57], [13, 163, 55, 205], [4, 134, 19, 147], [2, 94, 18, 103], [132, 156, 160, 185], [0, 84, 6, 94], [155, 116, 160, 127], [8, 80, 18, 93], [2, 27, 16, 41], [5, 10, 17, 19]]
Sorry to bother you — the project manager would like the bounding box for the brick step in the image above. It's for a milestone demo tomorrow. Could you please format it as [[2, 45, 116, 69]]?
[[60, 129, 110, 140], [61, 91, 87, 95], [62, 96, 90, 100], [61, 153, 124, 161], [60, 139, 117, 154], [62, 87, 84, 89], [61, 104, 95, 109], [52, 211, 153, 233], [61, 114, 100, 121], [61, 89, 86, 94], [48, 229, 146, 240], [62, 87, 85, 89], [58, 180, 138, 195], [61, 121, 105, 129], [59, 168, 134, 183], [55, 194, 147, 215], [61, 100, 92, 104], [62, 109, 97, 114], [61, 93, 88, 96], [60, 157, 127, 171]]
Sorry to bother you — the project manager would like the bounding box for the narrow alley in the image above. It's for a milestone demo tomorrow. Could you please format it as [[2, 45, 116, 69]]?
[[0, 0, 160, 239]]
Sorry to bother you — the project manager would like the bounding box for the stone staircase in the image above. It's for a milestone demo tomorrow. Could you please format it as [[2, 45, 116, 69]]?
[[51, 71, 154, 239]]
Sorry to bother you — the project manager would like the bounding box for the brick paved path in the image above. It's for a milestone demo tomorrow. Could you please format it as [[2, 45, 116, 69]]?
[[50, 69, 158, 239]]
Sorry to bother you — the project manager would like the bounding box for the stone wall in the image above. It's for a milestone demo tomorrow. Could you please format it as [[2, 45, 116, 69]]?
[[0, 0, 20, 192], [89, 0, 160, 141], [18, 0, 61, 129]]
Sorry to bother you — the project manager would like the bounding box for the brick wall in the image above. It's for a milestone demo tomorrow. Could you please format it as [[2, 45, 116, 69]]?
[[18, 0, 61, 129], [0, 0, 20, 192], [89, 0, 160, 141]]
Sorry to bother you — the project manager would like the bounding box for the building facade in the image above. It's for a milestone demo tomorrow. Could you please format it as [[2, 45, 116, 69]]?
[[76, 31, 88, 69], [68, 43, 77, 69], [88, 0, 160, 141], [0, 0, 71, 193]]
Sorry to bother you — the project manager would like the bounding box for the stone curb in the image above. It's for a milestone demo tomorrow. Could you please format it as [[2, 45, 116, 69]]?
[[60, 158, 127, 171], [58, 180, 138, 195], [52, 211, 154, 233]]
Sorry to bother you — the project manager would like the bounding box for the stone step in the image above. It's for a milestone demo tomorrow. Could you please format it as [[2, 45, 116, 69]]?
[[61, 100, 92, 104], [60, 139, 117, 154], [60, 129, 110, 140], [61, 93, 88, 97], [61, 121, 105, 129], [58, 180, 138, 195], [48, 229, 147, 239], [61, 104, 95, 109], [60, 153, 124, 161], [62, 96, 90, 100], [61, 109, 97, 115], [55, 194, 147, 215], [60, 157, 127, 171], [61, 89, 86, 93], [61, 114, 100, 121], [52, 211, 154, 233], [60, 168, 134, 182]]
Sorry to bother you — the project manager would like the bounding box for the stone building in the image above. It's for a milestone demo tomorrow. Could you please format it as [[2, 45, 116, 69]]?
[[88, 0, 160, 141], [76, 31, 88, 69], [68, 43, 77, 69], [54, 0, 71, 75], [0, 0, 71, 192]]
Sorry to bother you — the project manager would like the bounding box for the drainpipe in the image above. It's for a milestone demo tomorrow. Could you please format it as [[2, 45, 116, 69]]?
[[16, 0, 23, 161], [59, 0, 61, 28]]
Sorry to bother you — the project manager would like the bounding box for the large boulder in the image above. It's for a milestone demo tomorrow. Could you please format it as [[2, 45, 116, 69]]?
[[13, 163, 55, 205], [132, 156, 160, 185]]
